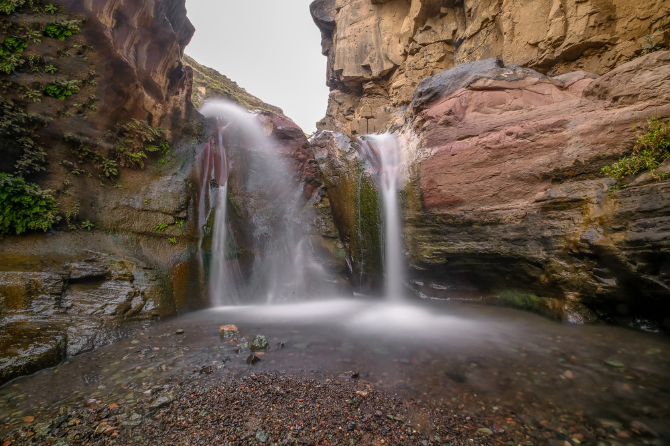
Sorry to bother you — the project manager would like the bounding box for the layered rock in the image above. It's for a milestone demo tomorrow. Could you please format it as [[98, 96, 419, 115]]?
[[312, 51, 670, 329], [310, 0, 670, 135], [0, 0, 202, 384]]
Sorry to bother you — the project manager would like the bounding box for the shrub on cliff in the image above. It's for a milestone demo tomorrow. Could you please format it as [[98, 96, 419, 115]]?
[[0, 173, 60, 235], [43, 20, 82, 40], [43, 80, 80, 100], [602, 117, 670, 189], [0, 99, 47, 176], [113, 119, 168, 168], [0, 0, 24, 15], [1, 36, 27, 53]]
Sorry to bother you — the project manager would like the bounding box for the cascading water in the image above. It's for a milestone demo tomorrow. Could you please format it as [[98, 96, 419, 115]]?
[[360, 134, 405, 300], [197, 100, 344, 306]]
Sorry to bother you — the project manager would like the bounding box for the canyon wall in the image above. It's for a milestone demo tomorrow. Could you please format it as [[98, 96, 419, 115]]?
[[310, 0, 670, 329], [311, 0, 670, 136], [0, 0, 202, 384], [312, 50, 670, 330]]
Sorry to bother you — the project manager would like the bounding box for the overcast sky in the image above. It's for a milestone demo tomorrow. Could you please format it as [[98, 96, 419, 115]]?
[[184, 0, 329, 134]]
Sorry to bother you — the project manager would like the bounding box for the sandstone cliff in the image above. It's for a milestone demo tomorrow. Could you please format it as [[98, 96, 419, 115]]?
[[311, 51, 670, 330], [311, 0, 670, 136]]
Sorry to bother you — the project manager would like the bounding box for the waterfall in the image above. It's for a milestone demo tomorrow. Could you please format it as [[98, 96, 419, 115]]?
[[197, 100, 344, 306], [360, 134, 405, 300]]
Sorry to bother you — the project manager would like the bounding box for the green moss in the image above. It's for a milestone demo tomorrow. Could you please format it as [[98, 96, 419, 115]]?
[[498, 290, 542, 311], [355, 172, 383, 277], [43, 80, 80, 100]]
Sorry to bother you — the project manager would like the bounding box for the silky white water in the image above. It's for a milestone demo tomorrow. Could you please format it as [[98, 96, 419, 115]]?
[[362, 134, 405, 300]]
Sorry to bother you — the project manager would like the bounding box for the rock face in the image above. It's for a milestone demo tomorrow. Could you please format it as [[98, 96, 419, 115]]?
[[310, 0, 670, 135], [0, 0, 203, 384], [312, 51, 670, 329]]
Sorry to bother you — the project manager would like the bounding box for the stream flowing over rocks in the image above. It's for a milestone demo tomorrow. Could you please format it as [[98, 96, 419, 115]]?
[[2, 0, 670, 445]]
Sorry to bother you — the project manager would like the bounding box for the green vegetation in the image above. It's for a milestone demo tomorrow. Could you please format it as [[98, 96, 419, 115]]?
[[155, 224, 168, 232], [0, 173, 60, 235], [498, 290, 542, 311], [602, 117, 670, 189], [24, 29, 40, 43], [0, 37, 26, 74], [43, 20, 82, 41], [0, 99, 47, 176], [183, 54, 283, 114], [112, 119, 169, 169], [23, 88, 41, 102], [1, 36, 27, 53], [100, 158, 118, 178], [43, 80, 80, 100], [168, 237, 177, 245], [0, 0, 24, 15], [44, 3, 57, 14], [0, 50, 23, 73], [357, 174, 383, 276], [80, 220, 94, 231]]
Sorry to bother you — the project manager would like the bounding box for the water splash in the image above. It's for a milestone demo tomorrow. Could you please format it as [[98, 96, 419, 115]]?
[[360, 134, 405, 300]]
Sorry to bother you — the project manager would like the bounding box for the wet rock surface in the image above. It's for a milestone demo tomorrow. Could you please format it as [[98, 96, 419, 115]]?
[[0, 252, 173, 385]]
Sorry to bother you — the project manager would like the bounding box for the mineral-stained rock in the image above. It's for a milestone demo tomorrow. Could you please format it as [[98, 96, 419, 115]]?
[[310, 131, 384, 291], [310, 0, 670, 135]]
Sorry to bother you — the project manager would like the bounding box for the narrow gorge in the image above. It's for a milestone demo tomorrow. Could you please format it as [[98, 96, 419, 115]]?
[[1, 0, 670, 445]]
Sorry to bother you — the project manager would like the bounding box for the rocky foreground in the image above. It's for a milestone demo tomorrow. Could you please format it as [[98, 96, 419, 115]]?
[[1, 370, 626, 446]]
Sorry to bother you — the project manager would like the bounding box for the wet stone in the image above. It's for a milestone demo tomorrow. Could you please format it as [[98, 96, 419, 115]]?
[[122, 413, 143, 428], [250, 335, 270, 351], [149, 393, 174, 409]]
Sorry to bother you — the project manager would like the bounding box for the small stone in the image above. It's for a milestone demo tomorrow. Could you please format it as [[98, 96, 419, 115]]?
[[149, 393, 174, 409], [605, 360, 625, 368], [348, 422, 356, 430], [23, 416, 34, 423], [175, 329, 184, 335], [33, 421, 52, 437], [256, 430, 269, 442], [94, 422, 108, 435], [478, 428, 493, 435], [246, 354, 261, 365], [250, 335, 270, 351], [122, 413, 143, 428]]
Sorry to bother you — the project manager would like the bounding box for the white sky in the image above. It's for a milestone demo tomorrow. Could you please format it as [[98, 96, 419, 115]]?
[[184, 0, 329, 134]]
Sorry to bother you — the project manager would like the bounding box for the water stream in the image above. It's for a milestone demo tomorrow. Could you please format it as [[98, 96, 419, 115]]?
[[360, 134, 406, 299]]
